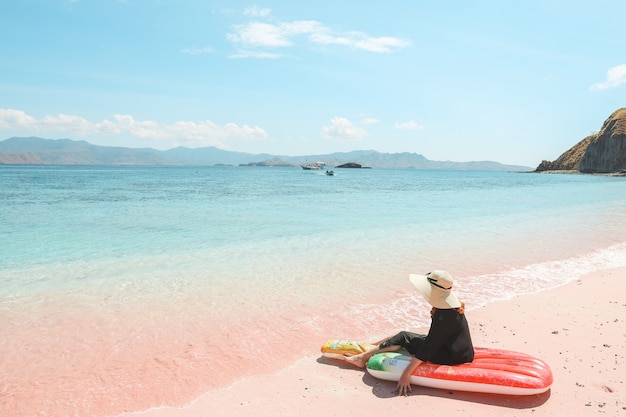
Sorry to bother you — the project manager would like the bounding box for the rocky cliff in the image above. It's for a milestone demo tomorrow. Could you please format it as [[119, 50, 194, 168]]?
[[579, 108, 626, 173], [536, 108, 626, 173]]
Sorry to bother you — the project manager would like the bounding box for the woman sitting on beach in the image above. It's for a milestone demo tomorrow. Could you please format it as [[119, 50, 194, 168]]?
[[343, 270, 474, 396]]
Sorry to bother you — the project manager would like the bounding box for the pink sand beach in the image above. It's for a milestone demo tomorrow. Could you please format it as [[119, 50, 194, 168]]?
[[115, 266, 626, 417]]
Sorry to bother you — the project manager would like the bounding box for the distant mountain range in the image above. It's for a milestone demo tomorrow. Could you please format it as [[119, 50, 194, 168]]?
[[0, 137, 532, 171]]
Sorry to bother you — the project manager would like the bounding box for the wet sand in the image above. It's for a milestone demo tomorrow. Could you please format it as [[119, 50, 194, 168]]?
[[118, 266, 626, 417]]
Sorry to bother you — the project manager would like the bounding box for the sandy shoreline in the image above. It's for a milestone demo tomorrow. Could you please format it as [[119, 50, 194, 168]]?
[[117, 266, 626, 417]]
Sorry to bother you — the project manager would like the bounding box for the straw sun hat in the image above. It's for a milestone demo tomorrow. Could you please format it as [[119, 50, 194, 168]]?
[[409, 270, 461, 309]]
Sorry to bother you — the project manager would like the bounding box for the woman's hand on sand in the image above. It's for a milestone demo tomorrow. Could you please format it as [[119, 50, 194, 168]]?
[[396, 357, 421, 396], [396, 374, 412, 396]]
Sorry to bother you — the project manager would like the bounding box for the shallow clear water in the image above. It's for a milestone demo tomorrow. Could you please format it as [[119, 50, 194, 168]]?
[[1, 165, 626, 416]]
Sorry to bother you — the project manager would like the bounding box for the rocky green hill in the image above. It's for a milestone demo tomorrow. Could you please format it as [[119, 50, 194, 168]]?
[[536, 108, 626, 173]]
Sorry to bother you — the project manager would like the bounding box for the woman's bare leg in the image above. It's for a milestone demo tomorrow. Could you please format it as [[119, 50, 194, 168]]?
[[342, 344, 402, 368]]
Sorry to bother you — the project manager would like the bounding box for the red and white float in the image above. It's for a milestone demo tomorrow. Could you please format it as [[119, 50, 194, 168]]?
[[321, 340, 553, 396]]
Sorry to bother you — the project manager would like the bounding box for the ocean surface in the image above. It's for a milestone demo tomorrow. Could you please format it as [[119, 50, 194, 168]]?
[[2, 165, 626, 416]]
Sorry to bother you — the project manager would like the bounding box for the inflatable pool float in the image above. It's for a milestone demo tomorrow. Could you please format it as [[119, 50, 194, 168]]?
[[321, 340, 553, 396]]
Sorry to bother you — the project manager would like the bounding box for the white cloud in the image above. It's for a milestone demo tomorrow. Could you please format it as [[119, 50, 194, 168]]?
[[0, 109, 37, 129], [322, 117, 366, 141], [40, 113, 99, 136], [358, 36, 411, 53], [226, 19, 410, 57], [0, 109, 268, 148], [590, 64, 626, 91], [227, 22, 299, 47], [394, 120, 424, 130], [244, 6, 271, 17], [311, 31, 411, 53], [361, 117, 379, 125], [229, 50, 282, 59]]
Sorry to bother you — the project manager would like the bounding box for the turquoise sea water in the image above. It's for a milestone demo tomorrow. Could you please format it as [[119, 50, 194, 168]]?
[[2, 165, 626, 416], [2, 166, 625, 301]]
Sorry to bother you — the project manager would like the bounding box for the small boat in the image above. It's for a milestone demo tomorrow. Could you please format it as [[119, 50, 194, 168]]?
[[301, 161, 325, 170], [325, 170, 335, 176]]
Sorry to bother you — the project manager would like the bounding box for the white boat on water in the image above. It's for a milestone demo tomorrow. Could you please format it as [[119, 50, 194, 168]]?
[[301, 161, 325, 170]]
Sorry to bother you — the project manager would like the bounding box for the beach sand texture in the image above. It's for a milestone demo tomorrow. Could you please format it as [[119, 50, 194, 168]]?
[[121, 267, 625, 417]]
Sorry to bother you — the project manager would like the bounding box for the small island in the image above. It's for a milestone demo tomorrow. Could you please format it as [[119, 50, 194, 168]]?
[[336, 162, 372, 169], [239, 158, 294, 167]]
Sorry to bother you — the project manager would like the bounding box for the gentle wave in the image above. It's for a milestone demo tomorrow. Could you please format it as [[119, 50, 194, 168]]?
[[346, 242, 626, 334]]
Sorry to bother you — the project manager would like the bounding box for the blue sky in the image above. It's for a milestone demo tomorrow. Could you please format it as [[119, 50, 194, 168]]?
[[1, 0, 624, 167]]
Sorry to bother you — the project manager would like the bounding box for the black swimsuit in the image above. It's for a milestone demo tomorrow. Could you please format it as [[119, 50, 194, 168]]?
[[379, 308, 474, 365]]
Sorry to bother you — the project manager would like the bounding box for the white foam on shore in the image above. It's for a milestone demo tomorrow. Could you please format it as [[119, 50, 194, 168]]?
[[340, 241, 626, 334], [463, 241, 626, 304]]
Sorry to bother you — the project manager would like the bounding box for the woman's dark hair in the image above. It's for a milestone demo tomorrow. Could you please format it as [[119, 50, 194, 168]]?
[[431, 302, 465, 316]]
